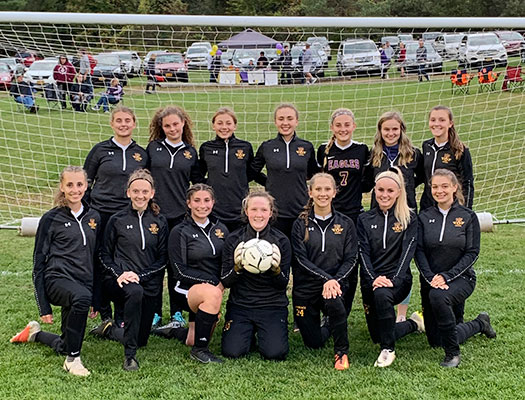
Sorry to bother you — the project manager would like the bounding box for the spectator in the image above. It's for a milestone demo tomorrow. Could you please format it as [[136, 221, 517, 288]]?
[[92, 78, 123, 113], [303, 43, 316, 84], [9, 74, 38, 113], [78, 49, 91, 81], [246, 60, 256, 71], [70, 74, 94, 112], [145, 54, 157, 94], [210, 50, 222, 83], [277, 45, 292, 84], [257, 51, 269, 69], [380, 45, 390, 79], [416, 39, 430, 82], [398, 42, 407, 77], [53, 55, 76, 109]]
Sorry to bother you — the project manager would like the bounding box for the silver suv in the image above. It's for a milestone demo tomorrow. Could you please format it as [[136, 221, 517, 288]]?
[[458, 33, 507, 69], [336, 39, 381, 76]]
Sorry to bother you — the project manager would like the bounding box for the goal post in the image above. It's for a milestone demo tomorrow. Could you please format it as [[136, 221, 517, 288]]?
[[1, 13, 524, 228]]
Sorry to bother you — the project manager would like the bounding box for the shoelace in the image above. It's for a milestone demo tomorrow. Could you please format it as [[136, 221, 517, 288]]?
[[173, 311, 187, 325]]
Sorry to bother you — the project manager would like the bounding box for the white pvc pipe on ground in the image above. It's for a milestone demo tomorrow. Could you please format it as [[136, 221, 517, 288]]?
[[19, 217, 40, 236]]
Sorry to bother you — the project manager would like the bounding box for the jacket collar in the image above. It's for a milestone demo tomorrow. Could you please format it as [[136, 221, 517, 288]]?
[[276, 132, 297, 143]]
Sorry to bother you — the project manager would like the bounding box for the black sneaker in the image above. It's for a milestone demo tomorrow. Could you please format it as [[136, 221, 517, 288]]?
[[477, 312, 497, 338], [123, 357, 139, 371], [190, 348, 223, 364], [440, 354, 461, 368], [89, 318, 113, 338]]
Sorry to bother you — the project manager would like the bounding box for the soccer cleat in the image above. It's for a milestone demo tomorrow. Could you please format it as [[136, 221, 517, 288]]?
[[311, 77, 318, 84], [477, 312, 496, 339], [123, 357, 139, 371], [409, 311, 425, 333], [63, 357, 90, 376], [10, 321, 41, 343], [374, 349, 396, 367], [334, 352, 349, 371], [157, 311, 187, 330], [151, 313, 162, 330], [190, 348, 223, 364], [440, 354, 461, 368], [89, 318, 113, 338], [91, 105, 99, 111]]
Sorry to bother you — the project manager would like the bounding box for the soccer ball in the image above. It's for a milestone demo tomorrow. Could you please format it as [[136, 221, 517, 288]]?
[[241, 238, 274, 274]]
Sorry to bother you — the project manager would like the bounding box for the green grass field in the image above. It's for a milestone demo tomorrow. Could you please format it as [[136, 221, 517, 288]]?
[[1, 225, 524, 399]]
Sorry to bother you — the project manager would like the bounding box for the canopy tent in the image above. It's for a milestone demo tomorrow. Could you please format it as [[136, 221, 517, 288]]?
[[218, 29, 279, 49]]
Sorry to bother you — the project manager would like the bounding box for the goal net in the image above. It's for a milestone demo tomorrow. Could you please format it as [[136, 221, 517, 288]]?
[[0, 14, 524, 226]]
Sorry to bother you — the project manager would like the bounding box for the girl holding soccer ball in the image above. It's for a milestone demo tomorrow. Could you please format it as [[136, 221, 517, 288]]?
[[221, 191, 291, 360], [291, 173, 358, 370], [11, 166, 99, 377]]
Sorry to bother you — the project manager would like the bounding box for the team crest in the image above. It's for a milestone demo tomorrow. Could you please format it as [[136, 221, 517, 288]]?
[[183, 150, 192, 159], [149, 223, 159, 234], [392, 222, 403, 233], [453, 217, 465, 227], [132, 153, 142, 162], [223, 320, 232, 332], [88, 219, 97, 230], [296, 147, 306, 156], [235, 149, 246, 160], [363, 304, 370, 315], [214, 228, 225, 239], [332, 224, 343, 235], [441, 153, 452, 164]]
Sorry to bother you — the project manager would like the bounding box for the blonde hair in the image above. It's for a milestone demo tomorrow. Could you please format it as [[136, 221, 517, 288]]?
[[110, 106, 136, 123], [299, 173, 337, 242], [54, 166, 87, 208], [241, 190, 277, 223], [374, 167, 412, 230], [149, 105, 195, 147], [110, 78, 119, 87], [371, 111, 415, 168], [212, 107, 237, 125], [430, 169, 465, 205], [273, 103, 299, 121], [322, 108, 355, 170], [429, 105, 465, 160], [127, 168, 160, 215]]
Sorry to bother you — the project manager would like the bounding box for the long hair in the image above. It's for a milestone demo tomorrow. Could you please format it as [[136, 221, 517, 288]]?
[[127, 168, 160, 215], [273, 103, 299, 121], [148, 105, 195, 147], [322, 108, 355, 170], [212, 107, 238, 125], [430, 168, 465, 205], [54, 166, 87, 208], [429, 105, 465, 160], [371, 111, 415, 168], [374, 167, 412, 230], [300, 173, 337, 242], [185, 183, 215, 218], [110, 106, 136, 123], [241, 190, 278, 223]]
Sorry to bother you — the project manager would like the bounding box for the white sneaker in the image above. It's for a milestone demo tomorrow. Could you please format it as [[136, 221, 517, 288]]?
[[410, 311, 425, 333], [63, 357, 91, 377], [374, 349, 396, 367], [311, 77, 318, 84]]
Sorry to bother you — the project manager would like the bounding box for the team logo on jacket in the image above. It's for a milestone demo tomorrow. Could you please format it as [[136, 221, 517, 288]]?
[[441, 153, 451, 164], [453, 217, 464, 227], [214, 228, 225, 238], [332, 224, 343, 234], [235, 149, 245, 160], [88, 219, 97, 230], [223, 320, 232, 331], [296, 147, 306, 156], [149, 223, 159, 234], [132, 153, 142, 162], [295, 305, 306, 317], [392, 222, 403, 233], [183, 150, 192, 159], [363, 303, 370, 315]]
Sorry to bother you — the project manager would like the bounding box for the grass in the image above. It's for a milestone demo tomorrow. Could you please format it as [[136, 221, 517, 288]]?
[[1, 225, 524, 399]]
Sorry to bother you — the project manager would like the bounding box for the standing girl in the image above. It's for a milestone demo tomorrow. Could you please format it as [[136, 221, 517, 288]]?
[[11, 166, 99, 377], [252, 103, 318, 238], [357, 167, 423, 367], [291, 173, 358, 370], [199, 107, 265, 233], [415, 169, 495, 367]]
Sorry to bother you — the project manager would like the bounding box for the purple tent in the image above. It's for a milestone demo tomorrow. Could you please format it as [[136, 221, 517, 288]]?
[[218, 29, 279, 49]]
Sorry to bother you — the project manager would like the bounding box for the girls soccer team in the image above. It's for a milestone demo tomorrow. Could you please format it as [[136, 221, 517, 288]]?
[[11, 103, 496, 374]]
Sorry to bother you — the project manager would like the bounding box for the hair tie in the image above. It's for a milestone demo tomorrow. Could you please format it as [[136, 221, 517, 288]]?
[[375, 175, 401, 188], [128, 177, 153, 188]]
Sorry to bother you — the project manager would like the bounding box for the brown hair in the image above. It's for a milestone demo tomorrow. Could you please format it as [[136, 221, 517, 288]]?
[[127, 168, 160, 215], [322, 108, 355, 170], [148, 105, 195, 147], [54, 166, 88, 208], [371, 111, 415, 168], [186, 183, 215, 202], [374, 167, 412, 230], [110, 106, 136, 123], [241, 190, 278, 223], [273, 103, 299, 121], [300, 173, 337, 241], [429, 105, 465, 160], [430, 168, 465, 205], [212, 107, 238, 125]]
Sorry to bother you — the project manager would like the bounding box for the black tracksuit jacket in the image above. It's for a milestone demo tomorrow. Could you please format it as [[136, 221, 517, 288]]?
[[169, 217, 229, 289], [291, 210, 358, 299], [99, 205, 168, 296], [357, 207, 417, 289], [221, 224, 291, 309], [33, 204, 100, 316], [420, 139, 474, 211], [253, 133, 318, 219], [146, 140, 203, 220], [415, 201, 479, 285], [317, 142, 369, 217], [199, 135, 265, 223], [84, 138, 148, 214]]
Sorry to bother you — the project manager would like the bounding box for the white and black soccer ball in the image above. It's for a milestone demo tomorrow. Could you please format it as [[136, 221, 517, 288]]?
[[241, 238, 274, 274]]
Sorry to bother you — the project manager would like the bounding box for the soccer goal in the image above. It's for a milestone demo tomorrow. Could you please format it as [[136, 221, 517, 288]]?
[[0, 13, 524, 229]]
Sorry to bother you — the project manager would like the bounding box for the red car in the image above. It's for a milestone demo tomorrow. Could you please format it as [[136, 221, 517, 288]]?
[[495, 31, 525, 56], [16, 50, 44, 67], [0, 63, 13, 89], [154, 53, 189, 83]]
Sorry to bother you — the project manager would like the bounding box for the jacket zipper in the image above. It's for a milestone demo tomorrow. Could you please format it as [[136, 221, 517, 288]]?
[[431, 144, 439, 175], [138, 211, 145, 250], [439, 212, 448, 242], [200, 224, 216, 256], [224, 140, 229, 173], [122, 148, 127, 171], [285, 141, 290, 169], [163, 141, 184, 169], [310, 216, 334, 252], [383, 211, 388, 249], [76, 215, 87, 246]]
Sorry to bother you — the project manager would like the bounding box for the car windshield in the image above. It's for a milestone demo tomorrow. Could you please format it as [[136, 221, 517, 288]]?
[[444, 35, 463, 43], [423, 33, 440, 40], [17, 52, 33, 58], [307, 37, 328, 46], [469, 35, 500, 46], [233, 49, 277, 61], [0, 63, 10, 72], [187, 47, 208, 55], [96, 55, 120, 65], [381, 37, 398, 44], [156, 54, 184, 63], [498, 31, 523, 41], [398, 35, 413, 41], [343, 42, 377, 54], [114, 53, 132, 60], [29, 61, 56, 70], [405, 43, 438, 55]]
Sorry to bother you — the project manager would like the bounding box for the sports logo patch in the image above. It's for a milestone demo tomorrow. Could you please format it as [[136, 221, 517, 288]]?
[[223, 320, 232, 331], [214, 228, 225, 239], [132, 153, 142, 162], [183, 150, 192, 159], [441, 153, 452, 164], [296, 147, 306, 156], [235, 149, 245, 160], [149, 223, 159, 234], [392, 222, 403, 233], [363, 303, 370, 315], [332, 224, 343, 235], [453, 217, 464, 227], [88, 219, 97, 230]]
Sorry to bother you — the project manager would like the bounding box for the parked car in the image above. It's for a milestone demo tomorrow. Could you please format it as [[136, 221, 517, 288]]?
[[381, 36, 400, 49], [142, 50, 169, 72], [458, 33, 508, 69], [433, 33, 465, 60], [23, 58, 58, 89], [190, 42, 212, 52], [92, 53, 128, 87], [307, 36, 332, 60], [0, 57, 26, 74], [111, 51, 142, 76], [0, 62, 13, 89], [290, 43, 325, 79], [231, 48, 279, 69], [221, 48, 235, 68], [154, 52, 188, 83], [402, 41, 443, 73], [336, 39, 381, 76], [398, 34, 414, 43], [309, 42, 329, 68], [494, 30, 525, 56], [422, 32, 441, 42], [185, 46, 209, 69], [16, 50, 44, 67]]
